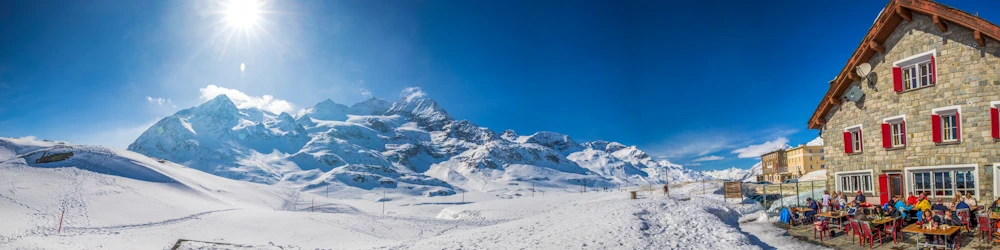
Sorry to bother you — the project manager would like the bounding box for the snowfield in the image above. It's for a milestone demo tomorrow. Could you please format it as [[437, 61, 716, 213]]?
[[0, 137, 826, 249]]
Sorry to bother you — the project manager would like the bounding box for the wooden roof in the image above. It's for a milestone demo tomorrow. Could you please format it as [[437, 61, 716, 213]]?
[[808, 0, 1000, 129]]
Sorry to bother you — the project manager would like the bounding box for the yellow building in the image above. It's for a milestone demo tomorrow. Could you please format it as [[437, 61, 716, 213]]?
[[785, 145, 825, 177]]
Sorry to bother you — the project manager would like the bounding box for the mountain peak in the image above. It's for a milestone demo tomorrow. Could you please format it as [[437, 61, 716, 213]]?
[[387, 87, 452, 130], [350, 97, 392, 115], [195, 94, 239, 115]]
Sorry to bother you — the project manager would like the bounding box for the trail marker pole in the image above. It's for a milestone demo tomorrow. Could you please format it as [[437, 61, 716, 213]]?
[[311, 198, 315, 212], [57, 208, 65, 233], [382, 189, 386, 215]]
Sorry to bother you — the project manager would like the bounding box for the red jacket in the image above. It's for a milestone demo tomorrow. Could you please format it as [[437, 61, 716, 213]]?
[[907, 196, 917, 205]]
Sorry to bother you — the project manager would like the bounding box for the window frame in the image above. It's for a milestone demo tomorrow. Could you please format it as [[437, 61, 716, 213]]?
[[894, 50, 937, 92], [882, 115, 906, 148], [905, 164, 978, 200], [836, 170, 874, 193], [932, 106, 962, 143], [844, 124, 863, 154]]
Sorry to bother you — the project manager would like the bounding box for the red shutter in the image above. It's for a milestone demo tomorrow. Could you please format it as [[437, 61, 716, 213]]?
[[901, 121, 907, 145], [932, 114, 942, 143], [859, 129, 863, 151], [955, 112, 961, 140], [878, 174, 889, 204], [843, 131, 853, 154], [991, 107, 999, 139], [892, 67, 903, 92], [882, 123, 891, 148], [930, 55, 937, 84]]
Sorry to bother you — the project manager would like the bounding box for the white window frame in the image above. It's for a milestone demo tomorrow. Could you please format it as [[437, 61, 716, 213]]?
[[893, 50, 937, 91], [882, 115, 906, 148], [904, 164, 978, 200], [836, 169, 874, 194], [994, 163, 1000, 200], [932, 105, 962, 143], [845, 124, 863, 153]]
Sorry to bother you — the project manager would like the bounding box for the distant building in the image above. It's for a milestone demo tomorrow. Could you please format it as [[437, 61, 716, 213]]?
[[785, 145, 825, 178], [808, 0, 1000, 204], [761, 149, 788, 182]]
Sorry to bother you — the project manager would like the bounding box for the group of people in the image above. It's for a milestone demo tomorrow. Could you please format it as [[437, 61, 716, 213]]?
[[795, 189, 1000, 247]]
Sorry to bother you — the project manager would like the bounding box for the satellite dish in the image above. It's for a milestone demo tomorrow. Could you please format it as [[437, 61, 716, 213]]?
[[844, 85, 865, 102], [855, 63, 872, 79]]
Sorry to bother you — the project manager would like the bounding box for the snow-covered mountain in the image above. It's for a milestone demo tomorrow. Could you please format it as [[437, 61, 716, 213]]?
[[128, 88, 712, 196], [702, 161, 761, 182]]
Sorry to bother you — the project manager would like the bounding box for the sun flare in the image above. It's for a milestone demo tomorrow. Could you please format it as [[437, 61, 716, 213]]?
[[224, 0, 260, 29]]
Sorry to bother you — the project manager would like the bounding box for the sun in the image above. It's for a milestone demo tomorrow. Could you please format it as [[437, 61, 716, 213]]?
[[224, 0, 261, 29]]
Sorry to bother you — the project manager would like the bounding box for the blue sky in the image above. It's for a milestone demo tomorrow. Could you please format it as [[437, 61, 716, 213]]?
[[3, 0, 999, 171]]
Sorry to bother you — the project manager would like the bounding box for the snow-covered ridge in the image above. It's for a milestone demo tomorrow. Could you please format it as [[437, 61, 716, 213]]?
[[127, 88, 731, 197]]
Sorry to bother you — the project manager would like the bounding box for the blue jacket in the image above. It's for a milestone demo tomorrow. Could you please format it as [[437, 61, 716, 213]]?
[[956, 201, 970, 210], [894, 200, 911, 211]]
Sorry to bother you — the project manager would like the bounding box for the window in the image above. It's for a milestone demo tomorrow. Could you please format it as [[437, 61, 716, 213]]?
[[839, 172, 873, 192], [891, 123, 904, 146], [851, 130, 862, 152], [911, 168, 976, 198], [942, 114, 958, 141], [821, 165, 825, 169], [821, 156, 825, 160], [882, 115, 906, 148], [931, 106, 961, 143], [933, 171, 953, 196], [902, 61, 933, 90], [914, 172, 932, 195], [956, 171, 976, 196], [893, 50, 936, 92]]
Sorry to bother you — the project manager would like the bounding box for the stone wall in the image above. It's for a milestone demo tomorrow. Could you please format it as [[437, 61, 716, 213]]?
[[821, 13, 1000, 201]]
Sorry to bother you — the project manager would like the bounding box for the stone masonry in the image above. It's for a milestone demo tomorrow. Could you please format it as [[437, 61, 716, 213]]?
[[822, 13, 1000, 201]]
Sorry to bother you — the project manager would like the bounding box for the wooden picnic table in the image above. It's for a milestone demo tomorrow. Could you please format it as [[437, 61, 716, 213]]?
[[817, 212, 848, 229], [901, 224, 961, 250]]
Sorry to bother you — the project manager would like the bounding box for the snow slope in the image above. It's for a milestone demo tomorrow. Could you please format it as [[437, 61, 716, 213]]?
[[0, 137, 355, 245], [806, 136, 823, 146], [797, 169, 827, 182], [1, 137, 825, 249]]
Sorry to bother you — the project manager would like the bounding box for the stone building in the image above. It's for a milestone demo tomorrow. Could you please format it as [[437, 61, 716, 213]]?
[[808, 0, 1000, 205], [786, 145, 826, 177], [761, 149, 789, 182]]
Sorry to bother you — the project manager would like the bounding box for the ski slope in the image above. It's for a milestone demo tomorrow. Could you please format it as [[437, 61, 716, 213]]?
[[1, 137, 824, 249]]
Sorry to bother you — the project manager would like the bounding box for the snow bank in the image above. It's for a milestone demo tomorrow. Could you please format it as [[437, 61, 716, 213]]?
[[798, 169, 827, 182]]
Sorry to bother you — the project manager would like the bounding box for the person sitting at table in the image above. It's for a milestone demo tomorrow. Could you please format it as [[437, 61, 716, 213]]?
[[886, 205, 902, 219], [956, 197, 970, 210], [939, 212, 962, 248], [894, 196, 911, 211], [965, 192, 978, 208], [932, 199, 949, 212], [907, 192, 917, 205], [846, 202, 859, 217], [806, 197, 818, 219], [914, 197, 931, 211], [855, 190, 867, 204]]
